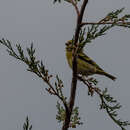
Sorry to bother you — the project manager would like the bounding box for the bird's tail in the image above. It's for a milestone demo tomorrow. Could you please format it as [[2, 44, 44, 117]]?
[[98, 71, 116, 81], [104, 72, 116, 81]]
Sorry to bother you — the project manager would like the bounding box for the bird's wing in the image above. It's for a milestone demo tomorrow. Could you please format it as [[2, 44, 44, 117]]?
[[78, 52, 103, 71]]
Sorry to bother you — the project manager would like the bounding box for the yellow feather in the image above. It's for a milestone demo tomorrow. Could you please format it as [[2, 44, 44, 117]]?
[[65, 40, 116, 81]]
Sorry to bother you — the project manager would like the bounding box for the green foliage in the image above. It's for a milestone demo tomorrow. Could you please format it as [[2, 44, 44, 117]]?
[[70, 107, 83, 128], [100, 8, 130, 28], [0, 39, 49, 79], [78, 76, 130, 130], [56, 102, 66, 122], [100, 88, 130, 130], [78, 24, 114, 49], [0, 39, 71, 128], [78, 8, 130, 49], [55, 75, 67, 103], [105, 8, 125, 21], [0, 39, 68, 104], [23, 116, 32, 130], [87, 77, 98, 86], [56, 102, 83, 128]]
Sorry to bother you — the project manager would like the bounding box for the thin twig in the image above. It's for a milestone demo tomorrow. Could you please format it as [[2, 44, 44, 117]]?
[[99, 94, 124, 129], [38, 72, 69, 115], [80, 22, 130, 27], [69, 0, 80, 16], [74, 0, 89, 43]]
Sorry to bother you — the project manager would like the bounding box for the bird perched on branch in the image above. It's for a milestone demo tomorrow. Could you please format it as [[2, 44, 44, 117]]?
[[65, 40, 116, 81]]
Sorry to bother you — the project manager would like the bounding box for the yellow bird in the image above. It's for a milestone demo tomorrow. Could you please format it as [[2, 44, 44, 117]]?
[[65, 40, 116, 81]]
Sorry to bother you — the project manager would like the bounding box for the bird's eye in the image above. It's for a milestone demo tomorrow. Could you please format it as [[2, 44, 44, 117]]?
[[65, 42, 69, 46]]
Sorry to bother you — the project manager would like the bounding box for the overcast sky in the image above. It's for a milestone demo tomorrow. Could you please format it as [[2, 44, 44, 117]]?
[[0, 0, 130, 130]]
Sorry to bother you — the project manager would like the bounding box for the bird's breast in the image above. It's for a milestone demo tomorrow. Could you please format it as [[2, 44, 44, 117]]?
[[66, 51, 73, 68]]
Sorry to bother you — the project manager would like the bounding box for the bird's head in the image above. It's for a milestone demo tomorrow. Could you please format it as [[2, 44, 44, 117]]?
[[65, 40, 75, 52], [65, 40, 83, 52]]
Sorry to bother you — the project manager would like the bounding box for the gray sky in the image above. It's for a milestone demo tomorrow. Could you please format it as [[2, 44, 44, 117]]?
[[0, 0, 130, 130]]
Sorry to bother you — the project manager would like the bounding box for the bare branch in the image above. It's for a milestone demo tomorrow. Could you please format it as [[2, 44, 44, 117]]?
[[68, 0, 80, 16]]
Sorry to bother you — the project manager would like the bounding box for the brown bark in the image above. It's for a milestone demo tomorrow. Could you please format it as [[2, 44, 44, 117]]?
[[62, 0, 89, 130]]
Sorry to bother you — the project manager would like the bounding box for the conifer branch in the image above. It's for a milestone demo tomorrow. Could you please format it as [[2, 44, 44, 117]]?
[[0, 39, 69, 117], [23, 116, 32, 130], [81, 22, 130, 27], [81, 8, 130, 28], [78, 76, 130, 130]]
